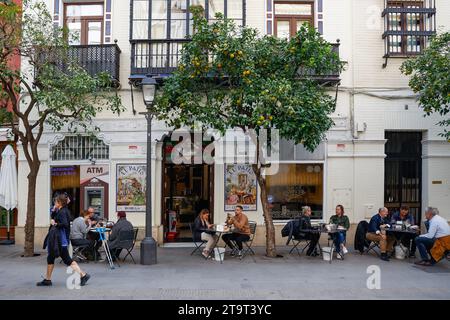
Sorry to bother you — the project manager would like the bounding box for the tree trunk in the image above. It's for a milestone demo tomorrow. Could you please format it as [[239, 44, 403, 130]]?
[[252, 165, 277, 257], [23, 161, 40, 257]]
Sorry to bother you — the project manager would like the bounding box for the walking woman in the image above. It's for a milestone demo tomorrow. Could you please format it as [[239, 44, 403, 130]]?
[[329, 204, 350, 258], [193, 209, 218, 258], [37, 194, 91, 286]]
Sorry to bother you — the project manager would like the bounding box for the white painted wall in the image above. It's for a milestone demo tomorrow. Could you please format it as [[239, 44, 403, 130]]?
[[15, 0, 450, 246]]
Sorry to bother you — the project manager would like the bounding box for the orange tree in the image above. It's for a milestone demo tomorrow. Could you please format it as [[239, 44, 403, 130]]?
[[155, 6, 344, 257]]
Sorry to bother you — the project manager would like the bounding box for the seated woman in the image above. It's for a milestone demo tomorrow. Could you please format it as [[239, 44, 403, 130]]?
[[194, 209, 218, 258], [329, 205, 350, 258], [70, 210, 98, 260], [299, 206, 321, 256]]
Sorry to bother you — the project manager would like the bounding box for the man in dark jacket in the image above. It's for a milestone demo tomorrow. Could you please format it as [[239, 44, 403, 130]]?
[[366, 207, 395, 261], [108, 211, 134, 260], [390, 205, 418, 258]]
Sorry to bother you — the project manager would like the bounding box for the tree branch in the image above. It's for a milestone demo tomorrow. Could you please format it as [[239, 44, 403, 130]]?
[[0, 77, 25, 120], [21, 79, 37, 117]]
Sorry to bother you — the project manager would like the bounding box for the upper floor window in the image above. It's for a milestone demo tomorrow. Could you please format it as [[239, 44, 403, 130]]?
[[130, 0, 245, 40], [382, 0, 436, 65], [274, 1, 314, 39], [65, 2, 104, 45], [51, 136, 109, 161]]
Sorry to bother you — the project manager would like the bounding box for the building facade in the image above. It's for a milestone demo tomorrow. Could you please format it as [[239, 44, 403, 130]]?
[[16, 0, 450, 246], [0, 0, 22, 241]]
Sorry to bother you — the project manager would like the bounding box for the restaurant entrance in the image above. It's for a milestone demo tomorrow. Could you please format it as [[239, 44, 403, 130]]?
[[162, 163, 213, 243]]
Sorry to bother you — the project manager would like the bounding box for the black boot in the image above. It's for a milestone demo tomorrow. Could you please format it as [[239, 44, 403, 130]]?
[[380, 252, 390, 261]]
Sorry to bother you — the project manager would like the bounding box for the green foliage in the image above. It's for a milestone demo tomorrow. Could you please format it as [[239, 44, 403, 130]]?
[[156, 6, 344, 152], [401, 32, 450, 139], [0, 0, 123, 135]]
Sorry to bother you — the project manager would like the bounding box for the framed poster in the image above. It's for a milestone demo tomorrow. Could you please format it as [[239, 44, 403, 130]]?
[[224, 164, 257, 211], [116, 164, 146, 212]]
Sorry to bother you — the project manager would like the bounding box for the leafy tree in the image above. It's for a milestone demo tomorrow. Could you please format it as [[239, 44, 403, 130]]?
[[155, 6, 344, 257], [401, 32, 450, 139], [0, 0, 123, 256]]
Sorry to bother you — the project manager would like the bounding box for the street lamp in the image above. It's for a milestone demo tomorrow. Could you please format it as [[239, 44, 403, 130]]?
[[140, 76, 158, 265]]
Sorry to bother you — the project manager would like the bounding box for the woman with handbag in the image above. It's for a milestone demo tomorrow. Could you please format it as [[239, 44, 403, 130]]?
[[37, 194, 91, 287]]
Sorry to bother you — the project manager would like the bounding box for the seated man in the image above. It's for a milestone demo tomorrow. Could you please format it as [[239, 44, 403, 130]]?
[[366, 207, 395, 261], [390, 205, 418, 258], [222, 205, 251, 257], [70, 210, 99, 260], [298, 206, 321, 257], [87, 206, 102, 224], [108, 211, 134, 260], [415, 207, 450, 266]]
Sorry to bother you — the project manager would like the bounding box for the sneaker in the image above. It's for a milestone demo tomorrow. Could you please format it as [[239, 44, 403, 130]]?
[[36, 279, 52, 287], [342, 246, 348, 255], [336, 254, 343, 260], [80, 273, 91, 286], [380, 253, 390, 262], [237, 250, 242, 257]]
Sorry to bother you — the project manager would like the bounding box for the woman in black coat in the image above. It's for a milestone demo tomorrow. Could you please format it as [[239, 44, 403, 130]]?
[[37, 194, 91, 287]]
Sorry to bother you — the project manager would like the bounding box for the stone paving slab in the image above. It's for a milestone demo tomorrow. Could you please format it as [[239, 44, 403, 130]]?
[[0, 245, 449, 300]]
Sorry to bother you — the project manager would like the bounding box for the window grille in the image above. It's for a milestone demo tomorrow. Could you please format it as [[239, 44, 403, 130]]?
[[51, 136, 110, 161]]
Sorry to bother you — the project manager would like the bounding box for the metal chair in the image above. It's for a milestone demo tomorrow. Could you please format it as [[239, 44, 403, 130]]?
[[363, 240, 381, 257], [288, 236, 312, 256], [189, 223, 206, 255], [327, 232, 346, 261], [114, 229, 136, 265], [70, 241, 90, 263], [121, 228, 139, 264], [239, 221, 257, 260]]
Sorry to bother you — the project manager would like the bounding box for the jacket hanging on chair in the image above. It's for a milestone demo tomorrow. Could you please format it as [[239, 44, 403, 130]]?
[[354, 220, 369, 253]]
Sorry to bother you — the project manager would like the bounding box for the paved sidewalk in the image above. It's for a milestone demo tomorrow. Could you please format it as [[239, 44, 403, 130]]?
[[0, 245, 449, 300]]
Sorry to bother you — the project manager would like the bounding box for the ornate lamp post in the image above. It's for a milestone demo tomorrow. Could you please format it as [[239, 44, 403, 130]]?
[[140, 76, 157, 265]]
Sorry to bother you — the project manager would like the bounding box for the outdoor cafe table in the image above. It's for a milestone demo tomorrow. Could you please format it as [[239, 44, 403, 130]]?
[[198, 226, 233, 264], [300, 227, 347, 263], [89, 227, 115, 269], [385, 226, 419, 258]]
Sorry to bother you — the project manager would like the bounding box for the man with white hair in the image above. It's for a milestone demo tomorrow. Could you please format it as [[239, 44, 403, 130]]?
[[415, 207, 450, 266], [366, 207, 396, 261]]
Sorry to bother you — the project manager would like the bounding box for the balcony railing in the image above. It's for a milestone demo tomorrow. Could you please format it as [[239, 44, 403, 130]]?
[[130, 39, 190, 77], [38, 43, 121, 83], [130, 39, 341, 84]]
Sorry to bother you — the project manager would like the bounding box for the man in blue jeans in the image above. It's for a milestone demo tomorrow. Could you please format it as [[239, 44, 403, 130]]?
[[415, 207, 450, 266]]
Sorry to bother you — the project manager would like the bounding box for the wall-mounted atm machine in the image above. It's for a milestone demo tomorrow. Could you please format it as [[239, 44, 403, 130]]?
[[84, 187, 105, 218]]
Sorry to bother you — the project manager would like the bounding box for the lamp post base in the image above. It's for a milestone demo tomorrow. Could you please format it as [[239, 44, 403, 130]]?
[[140, 237, 157, 265]]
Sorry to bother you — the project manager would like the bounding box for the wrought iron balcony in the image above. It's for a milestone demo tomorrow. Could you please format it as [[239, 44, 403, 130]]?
[[38, 43, 121, 84], [129, 39, 341, 85]]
